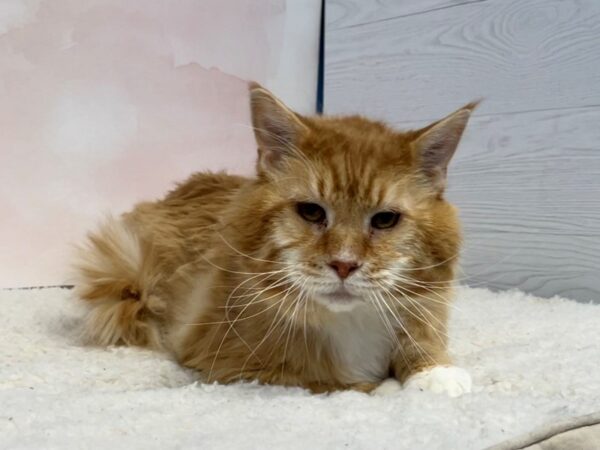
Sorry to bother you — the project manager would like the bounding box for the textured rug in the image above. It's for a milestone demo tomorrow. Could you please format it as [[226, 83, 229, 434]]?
[[1, 286, 598, 449]]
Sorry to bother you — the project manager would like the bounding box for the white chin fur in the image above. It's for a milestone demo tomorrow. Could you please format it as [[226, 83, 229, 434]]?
[[312, 295, 364, 312]]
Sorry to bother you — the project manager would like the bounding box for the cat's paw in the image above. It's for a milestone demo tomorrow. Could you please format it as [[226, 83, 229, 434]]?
[[371, 378, 403, 396], [405, 365, 472, 398]]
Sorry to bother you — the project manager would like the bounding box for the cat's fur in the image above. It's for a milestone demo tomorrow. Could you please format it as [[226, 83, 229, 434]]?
[[73, 82, 477, 394]]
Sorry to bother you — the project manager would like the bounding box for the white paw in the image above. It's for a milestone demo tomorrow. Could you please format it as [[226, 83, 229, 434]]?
[[371, 378, 403, 396], [405, 366, 472, 398]]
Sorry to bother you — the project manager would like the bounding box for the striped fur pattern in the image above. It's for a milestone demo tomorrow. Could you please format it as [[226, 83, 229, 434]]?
[[73, 83, 476, 393]]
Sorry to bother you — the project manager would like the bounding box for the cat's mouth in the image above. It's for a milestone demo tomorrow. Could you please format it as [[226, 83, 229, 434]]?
[[326, 286, 356, 300], [312, 284, 364, 312]]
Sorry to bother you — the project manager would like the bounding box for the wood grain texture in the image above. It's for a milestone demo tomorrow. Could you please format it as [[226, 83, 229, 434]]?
[[327, 0, 472, 30], [392, 107, 600, 301], [326, 0, 600, 120], [325, 0, 600, 301], [448, 107, 600, 300]]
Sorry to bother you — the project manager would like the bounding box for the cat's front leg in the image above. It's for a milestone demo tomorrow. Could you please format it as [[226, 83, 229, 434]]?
[[385, 315, 471, 398]]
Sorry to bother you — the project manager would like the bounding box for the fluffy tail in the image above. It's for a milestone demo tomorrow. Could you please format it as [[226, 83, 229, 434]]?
[[73, 217, 165, 349]]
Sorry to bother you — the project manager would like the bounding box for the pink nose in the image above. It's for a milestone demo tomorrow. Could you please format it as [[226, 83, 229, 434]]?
[[328, 260, 361, 280]]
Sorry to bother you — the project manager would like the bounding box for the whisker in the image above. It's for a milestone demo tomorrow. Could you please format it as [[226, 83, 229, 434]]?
[[374, 291, 435, 367], [226, 274, 297, 308], [208, 279, 297, 381], [378, 282, 449, 345], [302, 288, 310, 361], [382, 276, 459, 311], [215, 231, 290, 266], [238, 279, 304, 375], [280, 291, 305, 378], [397, 253, 461, 272], [266, 281, 308, 369], [200, 255, 289, 276], [369, 293, 412, 370]]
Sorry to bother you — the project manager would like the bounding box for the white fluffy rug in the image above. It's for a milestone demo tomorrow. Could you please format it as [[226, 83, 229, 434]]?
[[1, 286, 599, 449]]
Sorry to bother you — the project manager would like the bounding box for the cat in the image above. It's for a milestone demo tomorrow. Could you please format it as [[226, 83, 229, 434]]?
[[73, 82, 477, 396]]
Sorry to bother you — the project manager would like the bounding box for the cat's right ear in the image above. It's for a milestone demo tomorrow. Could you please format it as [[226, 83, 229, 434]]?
[[249, 82, 308, 173], [411, 101, 479, 192]]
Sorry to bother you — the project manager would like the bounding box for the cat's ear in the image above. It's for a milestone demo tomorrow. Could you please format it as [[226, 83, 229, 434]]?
[[248, 82, 308, 172], [411, 101, 479, 192]]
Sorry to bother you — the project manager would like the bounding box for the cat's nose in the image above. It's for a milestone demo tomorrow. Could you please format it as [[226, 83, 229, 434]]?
[[328, 260, 361, 280]]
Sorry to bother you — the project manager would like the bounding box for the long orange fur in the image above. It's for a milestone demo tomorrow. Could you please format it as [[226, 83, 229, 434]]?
[[73, 83, 476, 393]]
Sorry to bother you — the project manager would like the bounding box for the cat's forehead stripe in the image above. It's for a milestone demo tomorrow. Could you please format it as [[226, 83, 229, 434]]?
[[361, 159, 378, 202], [312, 155, 393, 208]]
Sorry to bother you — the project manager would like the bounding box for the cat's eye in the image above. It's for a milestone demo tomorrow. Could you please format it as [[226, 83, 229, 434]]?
[[296, 202, 326, 224], [371, 211, 401, 230]]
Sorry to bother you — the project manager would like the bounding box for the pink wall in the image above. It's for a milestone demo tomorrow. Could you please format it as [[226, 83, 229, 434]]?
[[0, 0, 321, 287]]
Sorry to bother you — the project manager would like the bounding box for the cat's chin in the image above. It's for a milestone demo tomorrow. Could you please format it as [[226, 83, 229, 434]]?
[[312, 288, 365, 313]]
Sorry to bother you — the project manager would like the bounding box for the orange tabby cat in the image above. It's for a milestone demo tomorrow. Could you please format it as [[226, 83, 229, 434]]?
[[74, 82, 477, 396]]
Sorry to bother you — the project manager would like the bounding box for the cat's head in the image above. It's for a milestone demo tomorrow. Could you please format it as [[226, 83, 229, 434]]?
[[245, 83, 476, 312]]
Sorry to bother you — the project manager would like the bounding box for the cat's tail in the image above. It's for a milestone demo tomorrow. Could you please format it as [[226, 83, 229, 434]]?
[[72, 216, 165, 349]]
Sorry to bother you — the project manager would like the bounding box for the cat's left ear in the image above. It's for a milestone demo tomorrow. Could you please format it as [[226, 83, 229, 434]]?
[[411, 101, 479, 192]]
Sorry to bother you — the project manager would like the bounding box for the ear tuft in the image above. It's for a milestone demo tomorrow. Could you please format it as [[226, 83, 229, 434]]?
[[248, 82, 307, 173], [412, 101, 479, 192]]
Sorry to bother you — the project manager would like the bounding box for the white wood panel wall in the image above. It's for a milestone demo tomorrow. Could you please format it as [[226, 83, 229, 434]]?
[[325, 0, 600, 301]]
